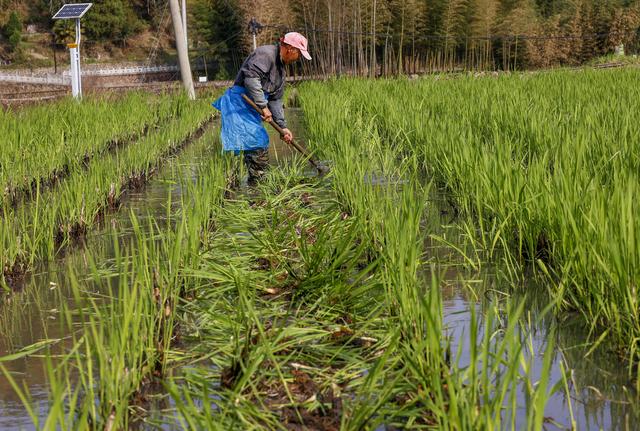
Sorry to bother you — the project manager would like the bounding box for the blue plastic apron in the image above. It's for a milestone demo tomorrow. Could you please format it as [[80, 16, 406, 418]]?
[[212, 86, 270, 153]]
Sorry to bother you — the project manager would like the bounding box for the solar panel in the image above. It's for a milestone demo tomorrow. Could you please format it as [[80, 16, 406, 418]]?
[[52, 3, 93, 20]]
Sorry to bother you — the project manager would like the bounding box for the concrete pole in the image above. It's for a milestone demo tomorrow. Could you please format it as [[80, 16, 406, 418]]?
[[181, 0, 188, 48], [169, 0, 195, 100]]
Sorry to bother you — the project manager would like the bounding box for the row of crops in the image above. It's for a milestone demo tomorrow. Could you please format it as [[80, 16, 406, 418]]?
[[300, 69, 640, 369], [1, 94, 175, 207], [1, 93, 215, 290]]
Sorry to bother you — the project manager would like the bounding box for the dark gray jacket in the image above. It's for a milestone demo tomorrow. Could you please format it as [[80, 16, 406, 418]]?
[[233, 44, 287, 128]]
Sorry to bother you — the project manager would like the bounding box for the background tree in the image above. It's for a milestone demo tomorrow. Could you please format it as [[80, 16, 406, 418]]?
[[4, 11, 22, 51], [48, 0, 144, 46], [469, 0, 498, 68], [192, 0, 246, 79], [440, 0, 469, 68], [608, 2, 640, 51], [84, 0, 145, 43]]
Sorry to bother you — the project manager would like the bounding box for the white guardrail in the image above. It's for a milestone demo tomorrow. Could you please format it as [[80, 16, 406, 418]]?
[[0, 65, 179, 85], [0, 73, 68, 85]]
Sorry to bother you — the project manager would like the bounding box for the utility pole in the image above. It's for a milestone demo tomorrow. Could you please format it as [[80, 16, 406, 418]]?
[[169, 0, 195, 100], [181, 0, 187, 48]]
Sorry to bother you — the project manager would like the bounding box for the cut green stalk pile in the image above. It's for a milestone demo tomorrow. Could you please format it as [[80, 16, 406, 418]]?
[[299, 70, 640, 370]]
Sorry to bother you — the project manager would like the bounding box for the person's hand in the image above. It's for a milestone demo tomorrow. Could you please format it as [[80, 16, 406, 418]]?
[[281, 128, 294, 144], [261, 106, 273, 123]]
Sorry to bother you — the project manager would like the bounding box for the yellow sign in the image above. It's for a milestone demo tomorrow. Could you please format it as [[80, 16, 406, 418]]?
[[67, 43, 78, 49]]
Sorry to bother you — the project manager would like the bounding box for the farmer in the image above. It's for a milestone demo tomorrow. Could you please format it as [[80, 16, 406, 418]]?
[[213, 32, 312, 185]]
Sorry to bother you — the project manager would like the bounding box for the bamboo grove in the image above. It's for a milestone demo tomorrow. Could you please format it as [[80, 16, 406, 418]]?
[[195, 0, 640, 76]]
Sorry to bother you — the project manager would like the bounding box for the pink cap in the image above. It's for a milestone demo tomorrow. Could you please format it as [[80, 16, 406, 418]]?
[[282, 32, 312, 60]]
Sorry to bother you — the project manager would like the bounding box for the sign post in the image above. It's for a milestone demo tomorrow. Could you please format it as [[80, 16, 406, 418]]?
[[52, 3, 92, 99], [68, 43, 79, 96]]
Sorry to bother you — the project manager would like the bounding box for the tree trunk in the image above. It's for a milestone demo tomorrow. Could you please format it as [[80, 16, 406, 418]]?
[[370, 0, 377, 78]]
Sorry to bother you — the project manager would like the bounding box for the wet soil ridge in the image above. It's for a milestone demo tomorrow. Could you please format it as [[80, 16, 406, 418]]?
[[62, 113, 215, 248], [0, 94, 183, 213], [53, 244, 184, 429], [0, 130, 223, 431]]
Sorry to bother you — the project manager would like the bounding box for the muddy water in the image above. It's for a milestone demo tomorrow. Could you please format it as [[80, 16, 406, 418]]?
[[0, 142, 209, 430], [1, 109, 637, 430], [423, 195, 639, 430]]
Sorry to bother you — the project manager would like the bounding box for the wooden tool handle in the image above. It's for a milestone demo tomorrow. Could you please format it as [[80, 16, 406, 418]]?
[[241, 94, 322, 171], [241, 94, 287, 135]]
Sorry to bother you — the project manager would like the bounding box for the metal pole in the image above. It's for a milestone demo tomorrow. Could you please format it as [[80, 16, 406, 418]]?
[[51, 32, 58, 74], [75, 18, 82, 98], [181, 0, 187, 48], [169, 0, 195, 100], [249, 18, 259, 51]]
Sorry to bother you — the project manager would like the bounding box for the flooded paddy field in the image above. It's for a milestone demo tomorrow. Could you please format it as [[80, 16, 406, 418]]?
[[2, 70, 640, 430]]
